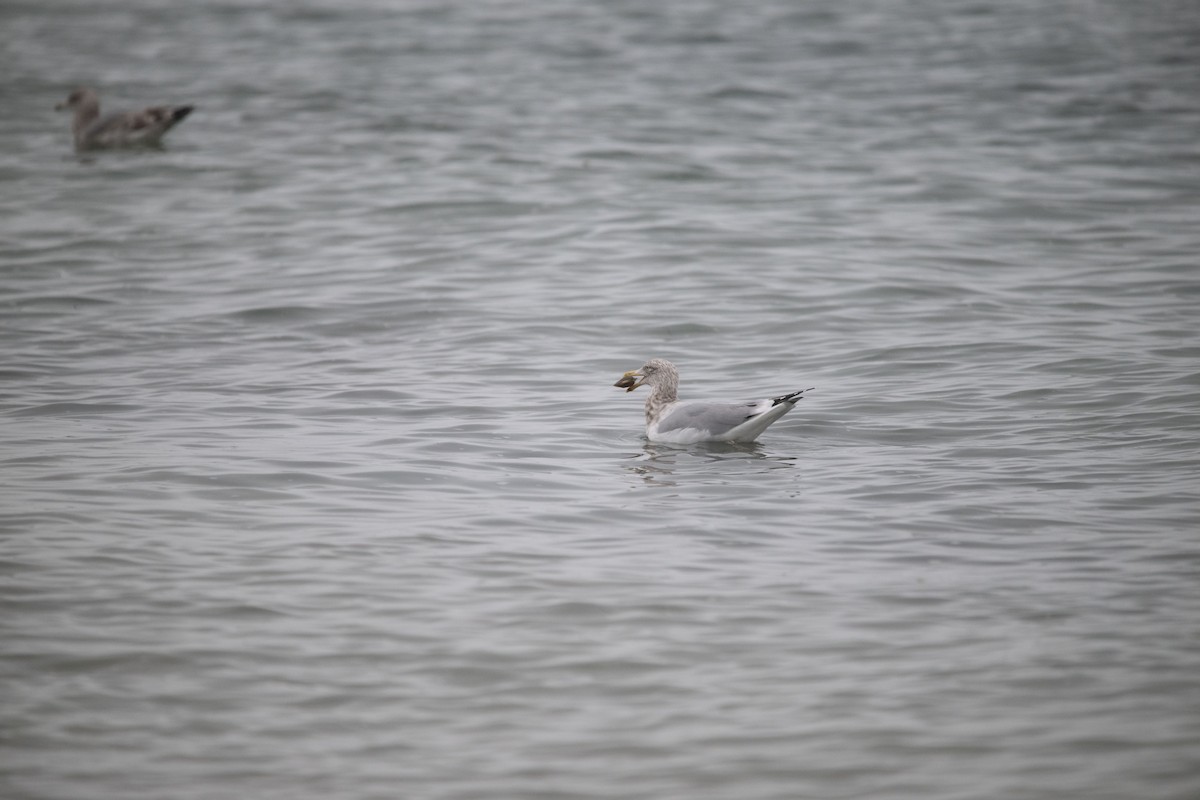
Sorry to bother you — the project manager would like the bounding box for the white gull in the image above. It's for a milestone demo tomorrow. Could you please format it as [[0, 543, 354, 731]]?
[[615, 358, 811, 444]]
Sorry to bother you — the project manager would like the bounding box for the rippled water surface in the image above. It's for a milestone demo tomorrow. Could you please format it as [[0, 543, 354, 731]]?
[[3, 1, 1200, 798]]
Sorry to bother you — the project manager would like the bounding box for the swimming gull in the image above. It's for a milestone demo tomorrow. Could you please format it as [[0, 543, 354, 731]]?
[[56, 87, 194, 150], [614, 358, 811, 444]]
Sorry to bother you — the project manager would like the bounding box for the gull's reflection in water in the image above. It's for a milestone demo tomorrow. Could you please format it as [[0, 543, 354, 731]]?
[[623, 440, 798, 487]]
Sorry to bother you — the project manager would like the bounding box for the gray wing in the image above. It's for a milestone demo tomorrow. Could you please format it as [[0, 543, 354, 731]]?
[[84, 106, 192, 145], [657, 402, 760, 435], [84, 111, 143, 138]]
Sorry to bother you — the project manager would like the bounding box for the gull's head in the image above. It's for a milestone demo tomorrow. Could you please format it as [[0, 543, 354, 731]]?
[[56, 87, 97, 112], [614, 358, 678, 392]]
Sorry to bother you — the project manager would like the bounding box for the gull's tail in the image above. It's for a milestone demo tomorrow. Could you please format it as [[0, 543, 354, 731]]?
[[771, 387, 813, 407]]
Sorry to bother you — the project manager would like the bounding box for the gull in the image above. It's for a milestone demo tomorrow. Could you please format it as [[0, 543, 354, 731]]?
[[614, 358, 811, 444], [56, 87, 194, 150]]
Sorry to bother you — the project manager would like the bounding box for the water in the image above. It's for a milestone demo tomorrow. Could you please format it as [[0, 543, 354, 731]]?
[[3, 1, 1200, 798]]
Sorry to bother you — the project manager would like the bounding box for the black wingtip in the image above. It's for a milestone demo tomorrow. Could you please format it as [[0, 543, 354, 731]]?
[[772, 387, 814, 406], [173, 105, 194, 123]]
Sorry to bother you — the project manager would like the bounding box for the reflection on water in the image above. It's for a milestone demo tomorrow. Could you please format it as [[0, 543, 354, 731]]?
[[626, 441, 798, 487]]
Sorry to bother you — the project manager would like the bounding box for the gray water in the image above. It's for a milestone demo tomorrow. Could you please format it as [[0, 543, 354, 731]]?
[[3, 1, 1200, 798]]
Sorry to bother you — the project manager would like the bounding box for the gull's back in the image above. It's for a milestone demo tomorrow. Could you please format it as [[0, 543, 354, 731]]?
[[656, 402, 762, 436], [80, 105, 193, 149]]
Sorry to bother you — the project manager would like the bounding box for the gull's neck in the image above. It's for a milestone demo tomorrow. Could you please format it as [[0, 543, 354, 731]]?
[[72, 99, 101, 145], [644, 375, 679, 426]]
